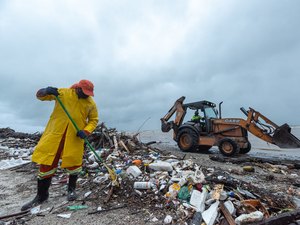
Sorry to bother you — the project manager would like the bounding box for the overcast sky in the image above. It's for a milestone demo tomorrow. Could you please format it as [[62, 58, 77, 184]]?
[[0, 0, 300, 133]]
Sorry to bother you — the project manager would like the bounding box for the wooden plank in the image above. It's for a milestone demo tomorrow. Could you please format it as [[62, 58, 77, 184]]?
[[219, 202, 236, 225]]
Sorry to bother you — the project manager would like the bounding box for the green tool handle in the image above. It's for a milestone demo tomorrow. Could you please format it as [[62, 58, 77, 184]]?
[[55, 96, 103, 163]]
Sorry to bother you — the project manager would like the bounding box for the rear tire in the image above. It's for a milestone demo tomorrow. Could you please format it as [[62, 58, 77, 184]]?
[[218, 138, 239, 156], [177, 128, 198, 152], [240, 141, 251, 154]]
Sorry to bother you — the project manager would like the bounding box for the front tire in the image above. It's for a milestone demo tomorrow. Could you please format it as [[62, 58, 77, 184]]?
[[240, 141, 251, 154], [218, 138, 239, 156], [177, 128, 198, 152]]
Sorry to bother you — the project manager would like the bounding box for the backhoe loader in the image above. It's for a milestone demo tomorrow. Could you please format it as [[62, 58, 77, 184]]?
[[161, 96, 300, 156]]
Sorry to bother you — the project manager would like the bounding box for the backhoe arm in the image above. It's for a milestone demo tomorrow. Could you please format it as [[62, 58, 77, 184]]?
[[161, 96, 186, 132], [240, 107, 300, 148]]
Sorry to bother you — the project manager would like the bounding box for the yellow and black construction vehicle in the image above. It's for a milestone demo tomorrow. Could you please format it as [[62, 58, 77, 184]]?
[[161, 96, 300, 156]]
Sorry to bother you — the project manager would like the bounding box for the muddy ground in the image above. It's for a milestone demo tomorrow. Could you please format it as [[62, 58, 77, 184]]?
[[1, 131, 300, 224]]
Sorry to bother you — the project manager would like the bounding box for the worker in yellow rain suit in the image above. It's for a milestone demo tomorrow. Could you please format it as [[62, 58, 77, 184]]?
[[21, 79, 99, 211], [191, 110, 202, 122]]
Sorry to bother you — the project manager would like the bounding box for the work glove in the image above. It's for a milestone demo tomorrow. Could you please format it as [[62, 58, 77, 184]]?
[[45, 87, 59, 96], [77, 130, 89, 139]]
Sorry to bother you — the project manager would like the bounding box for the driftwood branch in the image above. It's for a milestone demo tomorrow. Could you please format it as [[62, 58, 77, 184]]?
[[104, 186, 114, 203], [119, 140, 130, 153], [0, 210, 30, 220]]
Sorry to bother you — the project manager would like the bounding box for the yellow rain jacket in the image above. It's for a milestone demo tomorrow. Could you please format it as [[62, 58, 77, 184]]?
[[32, 88, 99, 168]]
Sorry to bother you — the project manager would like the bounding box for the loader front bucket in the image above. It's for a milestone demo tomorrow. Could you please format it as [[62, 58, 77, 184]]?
[[272, 123, 300, 148]]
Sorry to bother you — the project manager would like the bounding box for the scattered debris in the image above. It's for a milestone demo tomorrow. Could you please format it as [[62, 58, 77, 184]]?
[[0, 124, 300, 224]]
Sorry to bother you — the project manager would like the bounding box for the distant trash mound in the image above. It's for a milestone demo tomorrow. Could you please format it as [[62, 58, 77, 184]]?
[[0, 127, 42, 140], [0, 127, 42, 149]]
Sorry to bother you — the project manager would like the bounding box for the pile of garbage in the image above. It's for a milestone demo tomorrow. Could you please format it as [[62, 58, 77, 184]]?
[[0, 124, 300, 224], [0, 128, 38, 169], [0, 128, 41, 149]]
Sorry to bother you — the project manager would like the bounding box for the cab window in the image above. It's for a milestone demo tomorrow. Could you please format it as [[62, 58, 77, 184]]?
[[204, 107, 217, 118]]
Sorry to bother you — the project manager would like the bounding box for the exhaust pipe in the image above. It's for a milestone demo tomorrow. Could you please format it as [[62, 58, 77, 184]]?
[[218, 101, 223, 119]]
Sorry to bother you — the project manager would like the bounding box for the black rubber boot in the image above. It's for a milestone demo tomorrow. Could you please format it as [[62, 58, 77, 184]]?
[[21, 177, 52, 211], [67, 175, 78, 201]]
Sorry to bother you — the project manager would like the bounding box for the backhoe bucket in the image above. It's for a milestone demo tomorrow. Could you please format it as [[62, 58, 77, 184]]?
[[272, 123, 300, 148], [161, 120, 172, 132]]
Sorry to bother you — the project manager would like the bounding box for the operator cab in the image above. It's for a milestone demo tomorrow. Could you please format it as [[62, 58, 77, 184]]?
[[183, 100, 218, 133]]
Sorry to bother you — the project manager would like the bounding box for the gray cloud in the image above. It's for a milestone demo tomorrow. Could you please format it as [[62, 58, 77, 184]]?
[[0, 0, 300, 133]]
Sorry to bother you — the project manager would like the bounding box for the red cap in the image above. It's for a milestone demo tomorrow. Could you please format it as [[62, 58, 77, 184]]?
[[76, 80, 94, 96]]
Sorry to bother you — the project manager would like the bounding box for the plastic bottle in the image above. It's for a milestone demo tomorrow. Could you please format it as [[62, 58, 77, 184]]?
[[235, 211, 263, 224], [178, 177, 187, 186], [67, 205, 88, 210], [189, 211, 202, 225], [165, 183, 181, 199], [133, 182, 156, 189], [148, 161, 173, 171]]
